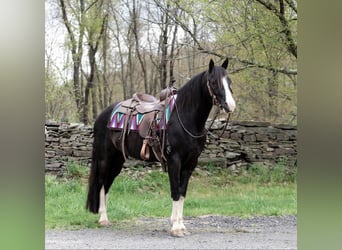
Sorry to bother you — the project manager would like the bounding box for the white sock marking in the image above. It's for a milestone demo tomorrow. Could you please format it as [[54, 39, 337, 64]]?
[[98, 186, 108, 223], [170, 196, 186, 233], [222, 77, 236, 112]]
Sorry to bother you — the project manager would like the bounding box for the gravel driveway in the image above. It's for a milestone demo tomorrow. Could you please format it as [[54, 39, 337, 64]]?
[[45, 215, 296, 249]]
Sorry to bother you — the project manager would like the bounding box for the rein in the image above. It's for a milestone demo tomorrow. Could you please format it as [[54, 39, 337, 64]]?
[[174, 100, 207, 138]]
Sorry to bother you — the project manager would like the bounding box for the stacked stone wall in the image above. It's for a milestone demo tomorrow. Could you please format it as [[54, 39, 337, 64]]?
[[45, 120, 296, 175]]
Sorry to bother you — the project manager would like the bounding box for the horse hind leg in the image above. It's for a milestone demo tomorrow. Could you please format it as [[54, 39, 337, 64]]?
[[97, 169, 123, 226], [98, 185, 110, 225], [97, 153, 124, 226]]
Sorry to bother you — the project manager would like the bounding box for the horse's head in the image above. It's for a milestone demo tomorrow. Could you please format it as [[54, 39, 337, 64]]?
[[207, 58, 236, 113]]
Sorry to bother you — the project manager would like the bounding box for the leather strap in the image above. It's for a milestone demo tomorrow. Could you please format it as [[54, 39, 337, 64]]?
[[140, 138, 150, 160]]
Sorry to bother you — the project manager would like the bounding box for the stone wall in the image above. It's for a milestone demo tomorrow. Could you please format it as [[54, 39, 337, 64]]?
[[45, 120, 296, 175]]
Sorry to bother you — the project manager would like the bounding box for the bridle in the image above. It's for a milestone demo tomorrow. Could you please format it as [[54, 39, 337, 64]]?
[[206, 79, 232, 137], [206, 80, 221, 108], [174, 77, 232, 139]]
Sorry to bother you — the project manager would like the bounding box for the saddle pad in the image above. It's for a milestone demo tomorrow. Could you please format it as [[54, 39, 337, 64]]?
[[107, 95, 177, 132]]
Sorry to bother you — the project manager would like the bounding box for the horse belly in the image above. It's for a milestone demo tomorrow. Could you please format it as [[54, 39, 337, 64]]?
[[110, 130, 160, 162]]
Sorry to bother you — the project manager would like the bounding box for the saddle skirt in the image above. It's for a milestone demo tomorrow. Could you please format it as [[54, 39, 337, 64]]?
[[107, 94, 177, 137]]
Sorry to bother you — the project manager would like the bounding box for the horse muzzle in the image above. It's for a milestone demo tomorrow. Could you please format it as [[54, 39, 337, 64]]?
[[221, 101, 235, 113]]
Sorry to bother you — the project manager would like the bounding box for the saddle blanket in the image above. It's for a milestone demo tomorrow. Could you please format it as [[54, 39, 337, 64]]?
[[107, 95, 177, 131]]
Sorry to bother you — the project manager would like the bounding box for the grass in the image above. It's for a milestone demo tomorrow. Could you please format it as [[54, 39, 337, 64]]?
[[45, 162, 296, 229]]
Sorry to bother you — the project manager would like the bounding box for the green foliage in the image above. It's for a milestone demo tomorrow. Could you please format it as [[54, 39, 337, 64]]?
[[46, 0, 297, 124], [195, 0, 297, 123], [45, 69, 78, 122], [45, 163, 296, 229], [238, 162, 297, 185], [201, 162, 219, 173], [64, 161, 89, 180]]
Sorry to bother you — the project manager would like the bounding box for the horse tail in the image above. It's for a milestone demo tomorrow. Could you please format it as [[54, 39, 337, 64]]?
[[86, 148, 101, 213], [86, 127, 104, 213], [86, 104, 115, 214]]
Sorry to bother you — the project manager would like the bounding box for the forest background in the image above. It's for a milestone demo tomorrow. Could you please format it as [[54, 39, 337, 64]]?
[[45, 0, 297, 125]]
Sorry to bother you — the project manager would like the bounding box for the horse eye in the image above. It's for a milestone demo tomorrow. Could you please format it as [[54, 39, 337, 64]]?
[[211, 80, 219, 88]]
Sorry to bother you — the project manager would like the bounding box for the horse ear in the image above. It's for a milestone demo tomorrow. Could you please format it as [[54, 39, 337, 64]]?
[[209, 59, 214, 73], [221, 58, 229, 69]]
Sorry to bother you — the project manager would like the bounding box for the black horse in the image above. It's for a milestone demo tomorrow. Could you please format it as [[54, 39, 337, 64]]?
[[86, 58, 236, 237]]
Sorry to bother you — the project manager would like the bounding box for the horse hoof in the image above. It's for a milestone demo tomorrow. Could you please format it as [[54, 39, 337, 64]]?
[[99, 220, 110, 226], [171, 228, 190, 237], [170, 230, 185, 237], [182, 229, 191, 236]]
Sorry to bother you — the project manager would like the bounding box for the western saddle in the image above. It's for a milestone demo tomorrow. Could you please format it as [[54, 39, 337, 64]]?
[[112, 87, 177, 171]]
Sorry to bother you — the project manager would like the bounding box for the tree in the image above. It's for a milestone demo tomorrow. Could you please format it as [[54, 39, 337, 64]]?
[[131, 0, 148, 93], [59, 0, 110, 124], [59, 0, 85, 119], [81, 0, 108, 124], [47, 0, 297, 124], [168, 0, 297, 122], [255, 0, 297, 58]]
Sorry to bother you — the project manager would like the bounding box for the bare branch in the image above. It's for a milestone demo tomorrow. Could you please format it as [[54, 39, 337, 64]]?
[[85, 0, 100, 13], [285, 0, 297, 14], [254, 0, 297, 58], [198, 47, 297, 76], [59, 0, 76, 54]]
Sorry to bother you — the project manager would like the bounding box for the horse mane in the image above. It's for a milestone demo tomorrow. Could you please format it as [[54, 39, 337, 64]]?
[[176, 65, 226, 109], [176, 71, 207, 109]]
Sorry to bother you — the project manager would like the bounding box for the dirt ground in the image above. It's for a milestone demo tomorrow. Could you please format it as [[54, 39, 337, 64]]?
[[45, 215, 297, 249]]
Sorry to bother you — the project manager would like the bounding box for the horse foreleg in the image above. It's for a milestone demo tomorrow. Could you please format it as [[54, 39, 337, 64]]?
[[98, 186, 110, 226], [170, 164, 196, 237], [170, 196, 189, 237]]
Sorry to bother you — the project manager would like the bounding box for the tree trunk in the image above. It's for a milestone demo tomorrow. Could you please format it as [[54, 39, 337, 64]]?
[[169, 12, 179, 87], [102, 16, 109, 108], [267, 71, 279, 120], [160, 2, 170, 89], [132, 0, 148, 93], [91, 87, 97, 122], [59, 0, 85, 119]]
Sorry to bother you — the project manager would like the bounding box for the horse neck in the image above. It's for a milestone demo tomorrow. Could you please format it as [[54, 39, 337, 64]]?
[[176, 73, 213, 132]]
